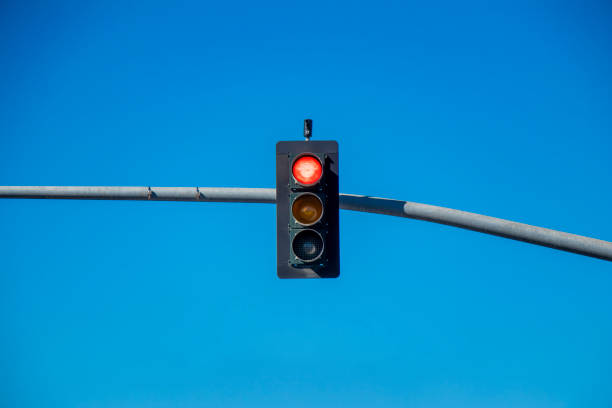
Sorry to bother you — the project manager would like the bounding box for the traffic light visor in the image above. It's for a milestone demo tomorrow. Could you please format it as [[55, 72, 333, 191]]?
[[292, 155, 322, 185]]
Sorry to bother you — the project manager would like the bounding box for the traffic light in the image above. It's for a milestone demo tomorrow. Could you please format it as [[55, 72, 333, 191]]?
[[276, 134, 339, 278]]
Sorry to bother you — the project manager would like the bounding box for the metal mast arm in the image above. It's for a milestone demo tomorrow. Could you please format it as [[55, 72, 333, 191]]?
[[1, 186, 610, 262], [0, 186, 276, 203]]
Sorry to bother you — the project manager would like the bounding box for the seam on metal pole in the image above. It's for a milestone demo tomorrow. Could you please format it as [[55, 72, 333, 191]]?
[[0, 186, 610, 262]]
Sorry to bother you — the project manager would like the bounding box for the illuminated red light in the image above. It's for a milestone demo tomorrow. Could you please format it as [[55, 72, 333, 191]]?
[[292, 155, 322, 185]]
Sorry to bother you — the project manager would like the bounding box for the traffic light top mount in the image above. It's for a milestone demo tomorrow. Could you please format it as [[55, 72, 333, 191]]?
[[304, 119, 312, 141]]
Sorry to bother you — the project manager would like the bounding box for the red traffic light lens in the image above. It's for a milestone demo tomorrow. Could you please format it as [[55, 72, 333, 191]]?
[[292, 155, 322, 185]]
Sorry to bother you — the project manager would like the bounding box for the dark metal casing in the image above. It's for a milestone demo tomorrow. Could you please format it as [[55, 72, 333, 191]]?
[[276, 141, 339, 278]]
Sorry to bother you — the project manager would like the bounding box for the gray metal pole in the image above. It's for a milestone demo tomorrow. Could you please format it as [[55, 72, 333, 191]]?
[[0, 186, 275, 203], [1, 186, 611, 262], [340, 194, 612, 262]]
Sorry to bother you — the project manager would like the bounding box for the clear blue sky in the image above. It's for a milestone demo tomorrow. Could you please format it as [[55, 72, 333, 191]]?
[[1, 1, 611, 407]]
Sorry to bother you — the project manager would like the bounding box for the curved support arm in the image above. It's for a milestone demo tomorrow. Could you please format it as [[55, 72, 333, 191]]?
[[340, 194, 612, 262], [1, 186, 610, 262]]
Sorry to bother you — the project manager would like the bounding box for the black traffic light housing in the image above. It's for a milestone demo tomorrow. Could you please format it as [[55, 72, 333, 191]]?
[[276, 140, 339, 278]]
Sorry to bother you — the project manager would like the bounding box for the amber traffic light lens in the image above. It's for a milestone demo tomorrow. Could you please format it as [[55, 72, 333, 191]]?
[[292, 229, 324, 262], [292, 193, 323, 225], [292, 155, 322, 185]]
